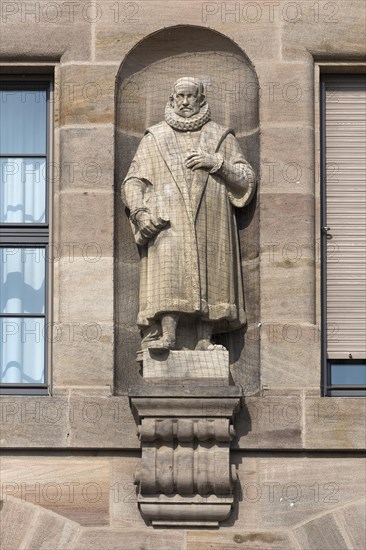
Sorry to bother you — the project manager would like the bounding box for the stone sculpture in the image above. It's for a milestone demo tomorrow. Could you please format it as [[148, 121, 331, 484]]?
[[122, 77, 256, 352]]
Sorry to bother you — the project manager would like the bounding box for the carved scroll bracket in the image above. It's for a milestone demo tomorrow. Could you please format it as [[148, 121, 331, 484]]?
[[129, 385, 241, 527]]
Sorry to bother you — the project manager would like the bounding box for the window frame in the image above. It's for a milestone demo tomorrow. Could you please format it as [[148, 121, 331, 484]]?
[[0, 74, 54, 395], [320, 72, 366, 397]]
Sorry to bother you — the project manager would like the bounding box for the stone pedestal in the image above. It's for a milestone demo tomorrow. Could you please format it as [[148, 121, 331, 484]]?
[[129, 385, 241, 527], [138, 349, 230, 384]]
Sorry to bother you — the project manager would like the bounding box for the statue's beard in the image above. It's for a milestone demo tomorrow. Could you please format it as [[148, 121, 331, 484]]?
[[165, 102, 211, 131]]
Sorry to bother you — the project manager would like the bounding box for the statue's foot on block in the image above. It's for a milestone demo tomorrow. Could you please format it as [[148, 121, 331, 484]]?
[[147, 337, 176, 353], [195, 340, 227, 351]]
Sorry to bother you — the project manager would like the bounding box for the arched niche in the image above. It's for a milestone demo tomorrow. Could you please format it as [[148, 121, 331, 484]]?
[[115, 26, 260, 394]]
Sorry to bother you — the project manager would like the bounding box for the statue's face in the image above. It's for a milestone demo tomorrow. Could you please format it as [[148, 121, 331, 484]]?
[[171, 83, 201, 118]]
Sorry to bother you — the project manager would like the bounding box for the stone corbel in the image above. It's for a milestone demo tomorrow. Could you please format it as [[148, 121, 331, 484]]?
[[129, 385, 241, 527]]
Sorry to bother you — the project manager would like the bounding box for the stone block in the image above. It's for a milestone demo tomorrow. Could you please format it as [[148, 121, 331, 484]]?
[[59, 65, 118, 126], [110, 457, 145, 528], [0, 397, 69, 448], [24, 509, 79, 549], [221, 456, 259, 530], [141, 349, 230, 383], [235, 397, 303, 449], [259, 193, 315, 324], [282, 0, 366, 61], [130, 386, 241, 419], [186, 530, 295, 549], [260, 125, 315, 194], [60, 126, 114, 191], [293, 513, 349, 550], [58, 257, 113, 323], [260, 257, 315, 323], [257, 456, 366, 528], [71, 528, 185, 550], [53, 322, 113, 387], [95, 5, 281, 62], [68, 396, 139, 448], [0, 496, 37, 550], [261, 323, 320, 388], [256, 61, 313, 125], [0, 1, 91, 62], [58, 191, 114, 257], [335, 500, 366, 550], [305, 398, 366, 449], [1, 457, 110, 527], [260, 193, 314, 258]]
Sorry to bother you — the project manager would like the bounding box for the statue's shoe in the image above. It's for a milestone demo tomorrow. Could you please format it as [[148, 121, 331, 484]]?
[[147, 338, 176, 353], [195, 340, 227, 351]]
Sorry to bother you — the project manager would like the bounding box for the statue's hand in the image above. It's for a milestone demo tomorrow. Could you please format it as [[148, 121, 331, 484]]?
[[135, 211, 167, 240], [185, 151, 219, 171]]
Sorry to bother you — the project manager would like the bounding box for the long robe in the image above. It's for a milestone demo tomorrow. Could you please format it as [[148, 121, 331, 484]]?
[[122, 120, 256, 333]]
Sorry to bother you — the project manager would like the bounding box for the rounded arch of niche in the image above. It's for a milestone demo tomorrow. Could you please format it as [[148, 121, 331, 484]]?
[[114, 25, 260, 395]]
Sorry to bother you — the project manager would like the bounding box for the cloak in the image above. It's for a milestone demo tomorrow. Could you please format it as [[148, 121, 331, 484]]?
[[122, 120, 256, 333]]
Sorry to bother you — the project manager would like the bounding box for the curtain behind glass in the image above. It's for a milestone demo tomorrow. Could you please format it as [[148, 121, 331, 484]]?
[[0, 318, 45, 383], [1, 248, 45, 314], [0, 248, 45, 383], [0, 158, 46, 223]]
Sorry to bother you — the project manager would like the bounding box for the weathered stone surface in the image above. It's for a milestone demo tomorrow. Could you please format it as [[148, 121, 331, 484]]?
[[0, 496, 37, 549], [95, 7, 281, 62], [186, 530, 296, 549], [1, 457, 110, 526], [256, 62, 313, 125], [115, 261, 140, 325], [260, 198, 315, 323], [24, 509, 80, 549], [282, 0, 366, 60], [60, 126, 114, 191], [335, 500, 366, 550], [142, 349, 229, 382], [257, 457, 366, 528], [58, 257, 113, 322], [0, 396, 138, 449], [260, 125, 315, 194], [59, 191, 114, 256], [235, 397, 303, 449], [293, 513, 349, 550], [115, 326, 142, 394], [261, 323, 320, 388], [110, 457, 145, 528], [0, 397, 69, 448], [260, 193, 314, 258], [71, 528, 185, 549], [68, 396, 138, 448], [305, 398, 366, 449], [0, 0, 92, 62], [53, 322, 113, 387], [222, 456, 259, 530], [60, 65, 118, 126]]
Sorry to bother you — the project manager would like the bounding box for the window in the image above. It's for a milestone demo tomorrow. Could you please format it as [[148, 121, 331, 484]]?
[[321, 74, 366, 396], [0, 77, 52, 395]]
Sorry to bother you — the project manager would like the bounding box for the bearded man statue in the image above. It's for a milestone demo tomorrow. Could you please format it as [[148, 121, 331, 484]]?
[[122, 77, 256, 352]]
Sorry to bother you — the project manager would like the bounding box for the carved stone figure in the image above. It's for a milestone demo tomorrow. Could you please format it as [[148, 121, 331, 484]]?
[[122, 77, 256, 351]]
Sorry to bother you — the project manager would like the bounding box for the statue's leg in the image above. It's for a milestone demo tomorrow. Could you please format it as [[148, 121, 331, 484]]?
[[147, 313, 178, 351], [195, 321, 213, 351]]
